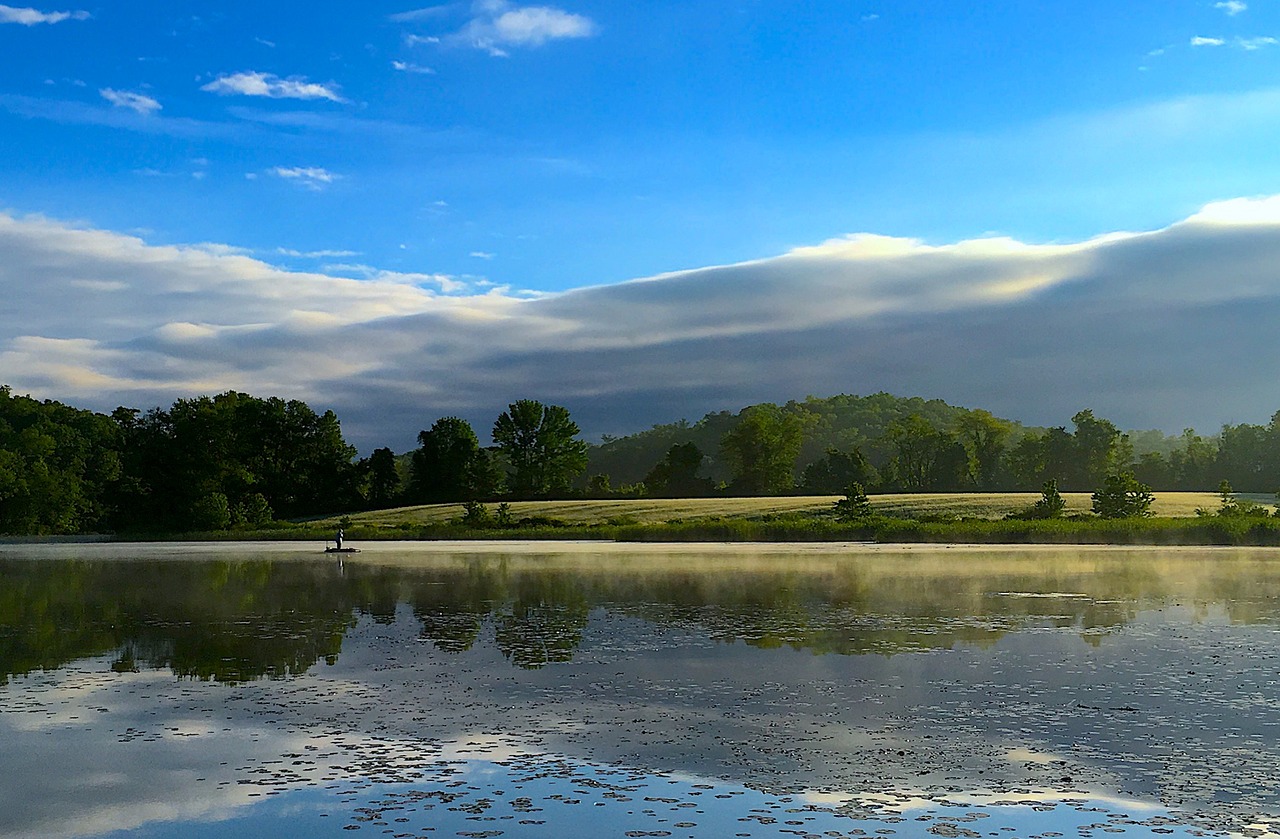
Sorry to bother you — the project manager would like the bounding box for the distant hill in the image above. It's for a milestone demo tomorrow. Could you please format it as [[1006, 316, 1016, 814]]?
[[585, 392, 1030, 486]]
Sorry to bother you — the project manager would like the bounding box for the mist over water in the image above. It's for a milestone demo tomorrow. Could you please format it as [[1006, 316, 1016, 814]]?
[[2, 542, 1278, 838]]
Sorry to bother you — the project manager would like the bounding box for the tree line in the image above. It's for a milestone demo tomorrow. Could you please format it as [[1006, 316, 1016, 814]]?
[[6, 384, 1280, 535]]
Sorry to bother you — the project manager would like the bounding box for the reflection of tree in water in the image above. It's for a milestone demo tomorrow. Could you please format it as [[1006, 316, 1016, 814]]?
[[407, 562, 590, 667], [7, 552, 1280, 680], [0, 559, 401, 684], [492, 573, 590, 669], [408, 560, 498, 653]]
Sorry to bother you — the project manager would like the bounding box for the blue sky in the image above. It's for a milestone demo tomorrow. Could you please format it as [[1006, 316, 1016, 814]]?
[[4, 1, 1280, 445]]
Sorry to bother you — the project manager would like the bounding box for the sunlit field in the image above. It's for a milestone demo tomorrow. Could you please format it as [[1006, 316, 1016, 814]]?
[[319, 491, 1264, 529]]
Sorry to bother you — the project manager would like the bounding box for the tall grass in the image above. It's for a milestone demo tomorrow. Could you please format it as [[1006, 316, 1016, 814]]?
[[153, 513, 1280, 546]]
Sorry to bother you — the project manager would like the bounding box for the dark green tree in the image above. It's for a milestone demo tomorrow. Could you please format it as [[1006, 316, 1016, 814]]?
[[955, 409, 1013, 489], [492, 400, 589, 498], [832, 482, 874, 522], [644, 442, 714, 497], [1091, 473, 1155, 519], [884, 415, 969, 492], [410, 417, 500, 502], [1068, 410, 1128, 488], [111, 391, 361, 531], [0, 386, 121, 534], [365, 447, 402, 508], [1031, 479, 1066, 518], [1168, 428, 1219, 490], [719, 404, 807, 495], [799, 447, 878, 494]]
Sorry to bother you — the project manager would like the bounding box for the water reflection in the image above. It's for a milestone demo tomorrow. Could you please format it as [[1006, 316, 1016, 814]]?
[[2, 543, 1280, 838], [6, 546, 1280, 681]]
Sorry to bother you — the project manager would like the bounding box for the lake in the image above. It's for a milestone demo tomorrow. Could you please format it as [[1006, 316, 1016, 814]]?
[[2, 541, 1279, 838]]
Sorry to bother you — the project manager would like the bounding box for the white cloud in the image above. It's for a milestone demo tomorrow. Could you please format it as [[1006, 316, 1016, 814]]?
[[9, 200, 1280, 446], [0, 4, 88, 24], [1236, 35, 1279, 50], [268, 166, 338, 189], [1191, 35, 1225, 46], [403, 1, 596, 55], [1215, 0, 1247, 15], [469, 251, 495, 259], [99, 89, 161, 115], [200, 71, 345, 102], [392, 60, 436, 74]]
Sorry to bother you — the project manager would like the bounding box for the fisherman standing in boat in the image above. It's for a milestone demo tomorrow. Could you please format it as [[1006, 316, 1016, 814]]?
[[335, 527, 344, 551]]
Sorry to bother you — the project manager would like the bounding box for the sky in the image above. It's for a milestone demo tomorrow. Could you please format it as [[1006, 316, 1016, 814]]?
[[3, 1, 1280, 450]]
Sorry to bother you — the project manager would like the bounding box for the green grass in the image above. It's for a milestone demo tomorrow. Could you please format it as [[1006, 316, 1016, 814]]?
[[105, 492, 1280, 546], [179, 512, 1280, 547], [252, 491, 1280, 547], [313, 491, 1254, 531]]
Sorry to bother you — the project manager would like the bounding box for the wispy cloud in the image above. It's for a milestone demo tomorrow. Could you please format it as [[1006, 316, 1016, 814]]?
[[269, 167, 339, 190], [99, 89, 161, 115], [1215, 0, 1247, 15], [277, 247, 361, 258], [1236, 35, 1279, 50], [389, 5, 453, 22], [201, 71, 345, 102], [1190, 34, 1278, 50], [0, 4, 88, 25], [392, 60, 436, 74]]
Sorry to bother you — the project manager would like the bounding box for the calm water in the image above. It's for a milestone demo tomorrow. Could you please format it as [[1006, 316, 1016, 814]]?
[[2, 541, 1280, 839]]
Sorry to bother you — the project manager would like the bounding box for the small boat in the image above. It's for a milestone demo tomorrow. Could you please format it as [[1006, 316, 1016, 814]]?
[[324, 546, 360, 554]]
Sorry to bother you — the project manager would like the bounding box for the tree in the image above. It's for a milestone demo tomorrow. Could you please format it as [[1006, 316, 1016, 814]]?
[[955, 410, 1013, 489], [884, 415, 968, 492], [586, 474, 614, 498], [832, 482, 874, 522], [1168, 428, 1219, 490], [0, 386, 122, 534], [644, 443, 714, 497], [1091, 473, 1155, 519], [492, 400, 589, 498], [1069, 410, 1128, 488], [719, 404, 807, 495], [1031, 479, 1066, 518], [110, 391, 361, 531], [799, 447, 878, 495], [365, 447, 401, 508], [410, 417, 500, 502]]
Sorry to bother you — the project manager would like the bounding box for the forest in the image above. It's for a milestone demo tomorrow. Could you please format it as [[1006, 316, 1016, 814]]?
[[4, 384, 1280, 535]]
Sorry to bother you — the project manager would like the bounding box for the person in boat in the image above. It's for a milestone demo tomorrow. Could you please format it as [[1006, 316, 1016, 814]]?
[[335, 527, 344, 550]]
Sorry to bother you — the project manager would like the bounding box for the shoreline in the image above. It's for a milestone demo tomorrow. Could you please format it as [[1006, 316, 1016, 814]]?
[[5, 538, 1280, 558]]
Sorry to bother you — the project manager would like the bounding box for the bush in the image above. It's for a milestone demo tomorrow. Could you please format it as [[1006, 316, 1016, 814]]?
[[832, 483, 874, 522], [1008, 479, 1067, 520], [188, 492, 232, 530], [1091, 473, 1154, 519], [457, 501, 493, 528]]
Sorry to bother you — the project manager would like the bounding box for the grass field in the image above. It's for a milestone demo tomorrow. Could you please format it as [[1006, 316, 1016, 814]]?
[[315, 491, 1267, 531]]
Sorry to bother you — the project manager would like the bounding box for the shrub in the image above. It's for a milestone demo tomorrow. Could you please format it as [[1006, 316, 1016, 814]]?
[[1091, 473, 1155, 519], [457, 501, 493, 528], [1031, 479, 1066, 518], [832, 483, 874, 522]]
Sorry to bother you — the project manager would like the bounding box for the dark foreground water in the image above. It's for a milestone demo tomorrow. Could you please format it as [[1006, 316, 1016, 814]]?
[[2, 542, 1279, 839]]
